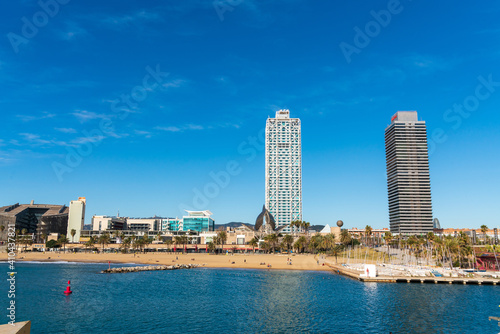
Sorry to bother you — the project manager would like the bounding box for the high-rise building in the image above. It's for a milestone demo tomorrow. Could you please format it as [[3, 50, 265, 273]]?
[[265, 109, 302, 233], [67, 197, 86, 243], [385, 111, 433, 235]]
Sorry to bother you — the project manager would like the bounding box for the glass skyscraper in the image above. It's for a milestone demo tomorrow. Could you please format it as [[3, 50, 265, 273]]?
[[265, 109, 302, 233], [385, 111, 433, 235]]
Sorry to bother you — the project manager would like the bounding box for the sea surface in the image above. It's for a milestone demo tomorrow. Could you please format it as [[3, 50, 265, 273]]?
[[1, 262, 500, 334]]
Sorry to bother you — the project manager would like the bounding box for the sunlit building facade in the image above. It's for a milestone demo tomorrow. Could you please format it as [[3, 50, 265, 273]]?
[[265, 109, 302, 233], [385, 111, 433, 235]]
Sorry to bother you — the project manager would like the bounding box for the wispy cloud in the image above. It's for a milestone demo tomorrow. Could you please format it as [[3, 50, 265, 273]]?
[[162, 79, 187, 89], [155, 126, 181, 132], [134, 130, 152, 138], [71, 110, 109, 122], [59, 21, 88, 41], [72, 136, 105, 144], [100, 10, 161, 27], [154, 122, 240, 133], [55, 127, 77, 134], [17, 111, 56, 122]]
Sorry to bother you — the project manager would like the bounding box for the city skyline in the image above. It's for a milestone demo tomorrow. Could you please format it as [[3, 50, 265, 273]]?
[[1, 1, 500, 229]]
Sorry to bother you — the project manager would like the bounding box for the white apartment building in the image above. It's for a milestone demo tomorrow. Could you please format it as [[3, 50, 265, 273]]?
[[67, 197, 86, 243], [265, 109, 302, 233]]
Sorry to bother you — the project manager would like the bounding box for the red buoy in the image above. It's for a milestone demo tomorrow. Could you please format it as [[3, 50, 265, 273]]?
[[64, 280, 72, 295]]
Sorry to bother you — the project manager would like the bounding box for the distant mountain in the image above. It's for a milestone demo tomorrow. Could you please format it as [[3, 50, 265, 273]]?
[[308, 225, 325, 232]]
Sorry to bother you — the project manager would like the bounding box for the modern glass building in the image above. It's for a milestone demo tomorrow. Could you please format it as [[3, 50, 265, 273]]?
[[265, 109, 302, 233], [182, 210, 214, 232], [385, 111, 433, 235], [162, 218, 182, 232]]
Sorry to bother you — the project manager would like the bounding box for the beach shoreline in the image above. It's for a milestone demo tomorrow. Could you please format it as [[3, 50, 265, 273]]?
[[0, 252, 333, 272]]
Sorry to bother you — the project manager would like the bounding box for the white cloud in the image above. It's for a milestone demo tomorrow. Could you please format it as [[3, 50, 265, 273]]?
[[72, 110, 109, 122], [55, 127, 77, 134], [155, 126, 181, 132], [17, 111, 56, 122]]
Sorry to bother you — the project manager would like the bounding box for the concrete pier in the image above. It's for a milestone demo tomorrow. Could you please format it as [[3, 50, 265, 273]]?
[[0, 321, 31, 334], [328, 264, 500, 285]]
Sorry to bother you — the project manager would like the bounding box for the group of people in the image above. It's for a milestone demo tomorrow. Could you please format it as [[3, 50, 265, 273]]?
[[286, 257, 293, 265]]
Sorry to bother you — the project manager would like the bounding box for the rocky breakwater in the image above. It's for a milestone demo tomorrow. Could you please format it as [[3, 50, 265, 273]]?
[[102, 264, 199, 274]]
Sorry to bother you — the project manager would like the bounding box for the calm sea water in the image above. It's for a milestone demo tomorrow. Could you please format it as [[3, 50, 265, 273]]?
[[1, 262, 500, 334]]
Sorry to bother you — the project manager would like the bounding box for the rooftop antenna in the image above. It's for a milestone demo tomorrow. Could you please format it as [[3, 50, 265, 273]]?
[[117, 210, 119, 218]]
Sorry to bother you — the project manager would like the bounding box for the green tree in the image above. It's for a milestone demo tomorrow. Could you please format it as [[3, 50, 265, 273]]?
[[282, 235, 294, 252], [46, 239, 59, 249], [340, 230, 351, 246], [480, 225, 489, 244], [264, 233, 279, 253], [294, 236, 308, 253], [365, 225, 373, 246], [217, 231, 227, 254], [331, 245, 344, 263], [248, 237, 259, 253], [98, 233, 110, 253], [58, 234, 69, 253], [70, 229, 76, 243], [85, 236, 96, 251], [321, 233, 336, 252], [207, 241, 216, 254]]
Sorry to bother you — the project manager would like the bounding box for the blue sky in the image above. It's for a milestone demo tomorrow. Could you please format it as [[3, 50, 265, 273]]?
[[1, 0, 499, 229]]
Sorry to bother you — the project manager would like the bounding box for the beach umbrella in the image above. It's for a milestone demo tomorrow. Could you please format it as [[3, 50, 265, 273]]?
[[205, 244, 208, 253], [174, 246, 176, 252]]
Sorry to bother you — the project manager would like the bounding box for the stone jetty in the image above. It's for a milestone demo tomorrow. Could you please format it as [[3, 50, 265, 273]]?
[[102, 264, 198, 274]]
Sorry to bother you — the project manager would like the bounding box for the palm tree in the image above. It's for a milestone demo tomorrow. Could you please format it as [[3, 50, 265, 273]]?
[[331, 245, 344, 263], [165, 239, 173, 252], [480, 225, 489, 244], [294, 236, 307, 253], [98, 233, 110, 253], [340, 230, 351, 246], [322, 233, 336, 253], [217, 231, 227, 254], [384, 231, 393, 262], [85, 236, 96, 251], [58, 234, 69, 253], [70, 229, 76, 243], [248, 237, 259, 253], [300, 221, 310, 235], [282, 235, 294, 252], [207, 241, 216, 254], [264, 233, 279, 253], [41, 232, 47, 245], [365, 225, 373, 246], [290, 220, 301, 235]]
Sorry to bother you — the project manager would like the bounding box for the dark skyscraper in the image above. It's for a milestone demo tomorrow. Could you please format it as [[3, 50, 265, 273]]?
[[385, 111, 433, 235]]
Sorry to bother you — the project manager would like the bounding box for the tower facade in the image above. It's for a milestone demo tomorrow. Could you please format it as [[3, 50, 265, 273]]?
[[265, 109, 302, 233], [385, 111, 433, 235], [67, 197, 86, 242]]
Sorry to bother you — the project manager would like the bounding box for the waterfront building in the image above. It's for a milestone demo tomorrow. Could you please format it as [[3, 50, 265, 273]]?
[[265, 109, 302, 233], [127, 218, 160, 231], [161, 218, 182, 232], [182, 210, 215, 232], [92, 215, 111, 231], [67, 197, 86, 242], [385, 111, 433, 235], [0, 201, 69, 242]]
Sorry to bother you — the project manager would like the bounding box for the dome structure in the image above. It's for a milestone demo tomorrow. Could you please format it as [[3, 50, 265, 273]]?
[[336, 220, 344, 228]]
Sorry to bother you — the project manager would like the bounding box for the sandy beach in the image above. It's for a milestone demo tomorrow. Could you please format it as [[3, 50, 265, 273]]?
[[1, 252, 333, 272]]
